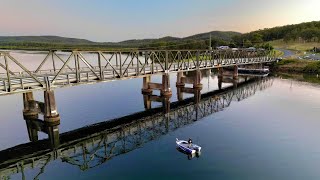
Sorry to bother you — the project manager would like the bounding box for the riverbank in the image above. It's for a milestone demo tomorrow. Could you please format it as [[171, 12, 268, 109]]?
[[275, 72, 320, 84], [270, 39, 320, 51], [273, 59, 320, 74]]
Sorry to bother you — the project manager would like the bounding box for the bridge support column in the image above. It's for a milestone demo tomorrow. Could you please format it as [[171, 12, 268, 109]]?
[[142, 76, 153, 95], [44, 90, 60, 125], [143, 94, 152, 110], [233, 65, 238, 80], [194, 88, 201, 104], [218, 75, 223, 90], [193, 70, 203, 89], [161, 73, 172, 97], [22, 93, 40, 143], [141, 74, 172, 111], [218, 67, 224, 78], [23, 91, 60, 148], [176, 72, 185, 87], [177, 86, 184, 101], [176, 71, 202, 103], [23, 92, 38, 119], [218, 66, 223, 90]]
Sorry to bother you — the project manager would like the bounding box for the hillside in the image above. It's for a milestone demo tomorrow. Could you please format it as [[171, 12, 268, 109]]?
[[118, 31, 240, 47], [0, 31, 241, 50], [184, 31, 240, 41], [0, 36, 95, 44], [233, 21, 320, 47]]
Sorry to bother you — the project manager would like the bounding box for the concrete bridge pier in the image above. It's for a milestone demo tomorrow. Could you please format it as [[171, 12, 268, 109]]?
[[161, 73, 172, 97], [218, 66, 224, 78], [176, 72, 186, 101], [233, 65, 238, 80], [141, 74, 172, 112], [176, 72, 185, 88], [176, 70, 203, 89], [23, 92, 40, 142], [177, 86, 184, 101], [193, 70, 203, 89], [218, 75, 223, 90], [22, 91, 60, 148], [141, 76, 153, 95], [176, 70, 202, 102], [143, 94, 152, 110], [44, 90, 60, 125], [141, 74, 172, 97], [23, 92, 39, 120]]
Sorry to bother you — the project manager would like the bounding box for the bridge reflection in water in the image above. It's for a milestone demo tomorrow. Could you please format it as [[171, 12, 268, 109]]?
[[0, 71, 273, 180]]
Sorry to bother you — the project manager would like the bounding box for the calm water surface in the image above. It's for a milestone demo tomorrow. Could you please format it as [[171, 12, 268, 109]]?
[[0, 53, 320, 179]]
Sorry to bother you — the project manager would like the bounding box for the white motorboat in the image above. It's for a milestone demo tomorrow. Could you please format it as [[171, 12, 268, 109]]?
[[176, 138, 201, 154]]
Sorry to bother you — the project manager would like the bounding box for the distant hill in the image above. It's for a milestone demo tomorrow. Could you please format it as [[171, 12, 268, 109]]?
[[118, 31, 240, 47], [233, 21, 320, 46], [0, 36, 95, 44], [183, 31, 240, 41], [2, 21, 320, 50], [0, 31, 241, 50]]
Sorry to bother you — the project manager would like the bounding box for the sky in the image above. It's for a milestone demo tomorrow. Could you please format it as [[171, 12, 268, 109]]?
[[0, 0, 319, 42]]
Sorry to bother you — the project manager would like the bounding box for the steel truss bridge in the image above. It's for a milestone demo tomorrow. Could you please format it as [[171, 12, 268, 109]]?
[[0, 77, 273, 179], [0, 49, 275, 95]]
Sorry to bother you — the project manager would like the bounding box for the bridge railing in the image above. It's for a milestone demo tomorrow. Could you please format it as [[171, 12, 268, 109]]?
[[0, 49, 275, 94]]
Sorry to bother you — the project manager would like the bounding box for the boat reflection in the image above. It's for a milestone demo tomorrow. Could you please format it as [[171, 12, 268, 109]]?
[[176, 148, 201, 160]]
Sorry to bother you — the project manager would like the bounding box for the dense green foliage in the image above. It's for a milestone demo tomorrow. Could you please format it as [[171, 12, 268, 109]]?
[[276, 59, 299, 65], [304, 61, 320, 73], [274, 59, 320, 74], [233, 21, 320, 46]]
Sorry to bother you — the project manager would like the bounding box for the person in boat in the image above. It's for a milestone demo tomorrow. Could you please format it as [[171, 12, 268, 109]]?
[[188, 138, 192, 147]]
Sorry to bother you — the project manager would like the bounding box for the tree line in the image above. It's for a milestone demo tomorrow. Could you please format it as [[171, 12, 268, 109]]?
[[232, 21, 320, 45]]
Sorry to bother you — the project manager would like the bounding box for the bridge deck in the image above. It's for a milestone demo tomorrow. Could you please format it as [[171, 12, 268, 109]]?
[[0, 50, 275, 95]]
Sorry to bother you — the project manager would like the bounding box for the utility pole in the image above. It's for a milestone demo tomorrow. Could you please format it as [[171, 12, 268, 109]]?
[[209, 34, 212, 51]]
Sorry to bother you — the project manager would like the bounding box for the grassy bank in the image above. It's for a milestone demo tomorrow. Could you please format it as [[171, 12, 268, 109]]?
[[274, 49, 284, 57], [274, 59, 320, 74], [270, 39, 320, 51]]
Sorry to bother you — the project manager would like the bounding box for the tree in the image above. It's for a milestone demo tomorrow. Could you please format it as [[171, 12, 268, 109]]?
[[251, 33, 263, 43], [228, 42, 237, 48], [244, 40, 253, 47]]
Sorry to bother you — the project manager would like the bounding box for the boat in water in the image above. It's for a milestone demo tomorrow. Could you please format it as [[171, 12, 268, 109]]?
[[176, 147, 201, 160], [238, 67, 270, 74], [176, 138, 201, 154]]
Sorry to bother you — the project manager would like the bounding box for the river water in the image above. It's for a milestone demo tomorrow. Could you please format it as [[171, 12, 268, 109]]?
[[0, 52, 320, 180]]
